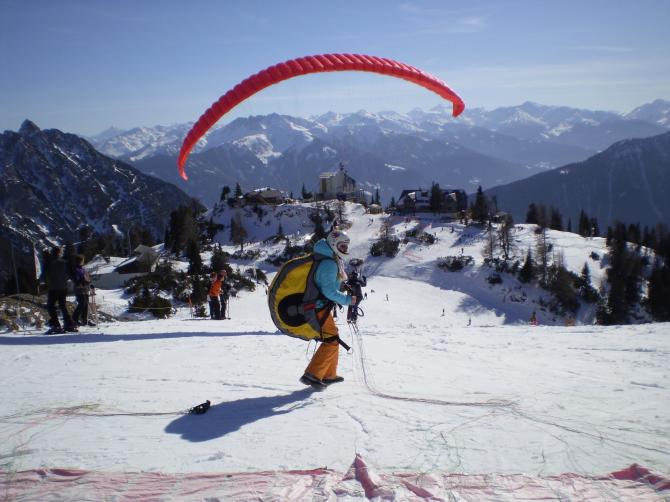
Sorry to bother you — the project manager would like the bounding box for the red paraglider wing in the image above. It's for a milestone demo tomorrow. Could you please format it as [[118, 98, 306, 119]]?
[[178, 53, 465, 180]]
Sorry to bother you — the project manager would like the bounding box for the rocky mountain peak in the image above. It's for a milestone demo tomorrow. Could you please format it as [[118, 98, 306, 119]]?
[[18, 119, 42, 136]]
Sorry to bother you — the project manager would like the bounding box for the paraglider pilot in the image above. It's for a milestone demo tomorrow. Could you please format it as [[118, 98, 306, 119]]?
[[301, 230, 357, 388]]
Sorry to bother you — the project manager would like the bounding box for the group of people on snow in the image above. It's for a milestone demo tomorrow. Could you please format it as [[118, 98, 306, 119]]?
[[40, 247, 94, 334], [208, 270, 231, 320]]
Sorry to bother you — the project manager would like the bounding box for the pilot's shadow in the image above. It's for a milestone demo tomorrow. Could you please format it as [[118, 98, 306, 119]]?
[[165, 388, 316, 442]]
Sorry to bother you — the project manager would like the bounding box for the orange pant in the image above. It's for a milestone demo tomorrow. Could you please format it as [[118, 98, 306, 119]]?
[[304, 309, 340, 380]]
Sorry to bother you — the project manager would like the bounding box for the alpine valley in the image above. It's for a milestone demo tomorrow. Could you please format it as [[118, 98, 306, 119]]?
[[2, 100, 670, 288], [90, 100, 670, 210]]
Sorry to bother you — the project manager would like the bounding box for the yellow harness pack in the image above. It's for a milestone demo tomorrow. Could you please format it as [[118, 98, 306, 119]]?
[[267, 253, 329, 341]]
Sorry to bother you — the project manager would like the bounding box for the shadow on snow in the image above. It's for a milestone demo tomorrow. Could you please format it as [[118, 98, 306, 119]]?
[[164, 388, 317, 442], [0, 331, 280, 346]]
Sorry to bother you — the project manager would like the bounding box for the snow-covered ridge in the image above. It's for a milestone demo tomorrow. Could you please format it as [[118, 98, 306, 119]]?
[[89, 100, 670, 162], [209, 201, 647, 326]]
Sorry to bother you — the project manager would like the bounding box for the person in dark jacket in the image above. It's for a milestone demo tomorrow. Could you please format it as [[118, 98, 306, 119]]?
[[218, 270, 230, 319], [72, 254, 94, 327], [42, 247, 76, 333]]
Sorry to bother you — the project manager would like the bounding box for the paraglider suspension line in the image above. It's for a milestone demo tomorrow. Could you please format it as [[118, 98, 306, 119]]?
[[346, 322, 515, 409]]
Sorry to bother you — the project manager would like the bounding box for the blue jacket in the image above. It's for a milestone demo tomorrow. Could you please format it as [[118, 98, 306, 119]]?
[[313, 239, 352, 308]]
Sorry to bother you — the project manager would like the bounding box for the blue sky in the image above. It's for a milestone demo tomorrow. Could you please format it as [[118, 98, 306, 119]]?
[[1, 0, 669, 135]]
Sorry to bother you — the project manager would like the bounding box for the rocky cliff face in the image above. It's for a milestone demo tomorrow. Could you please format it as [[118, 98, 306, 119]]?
[[0, 120, 199, 289]]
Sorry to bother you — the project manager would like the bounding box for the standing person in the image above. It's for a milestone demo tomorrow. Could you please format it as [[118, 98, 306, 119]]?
[[530, 311, 538, 326], [42, 247, 76, 334], [218, 270, 230, 319], [72, 255, 93, 327], [208, 272, 222, 320], [300, 230, 357, 388], [345, 270, 366, 323]]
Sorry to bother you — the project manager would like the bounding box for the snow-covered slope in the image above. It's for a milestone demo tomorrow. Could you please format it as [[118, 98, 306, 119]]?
[[627, 99, 670, 128], [211, 202, 617, 325], [1, 203, 668, 500]]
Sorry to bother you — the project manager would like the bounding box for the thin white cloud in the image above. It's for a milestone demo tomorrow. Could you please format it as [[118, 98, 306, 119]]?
[[397, 3, 465, 16], [569, 45, 634, 53], [396, 3, 487, 34], [448, 58, 668, 89]]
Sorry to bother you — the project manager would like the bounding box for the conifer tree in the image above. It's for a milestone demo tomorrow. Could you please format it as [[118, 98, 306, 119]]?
[[166, 206, 199, 256], [186, 238, 203, 274], [526, 203, 539, 224], [211, 245, 228, 273], [310, 205, 326, 241], [589, 217, 599, 237], [234, 183, 243, 198], [518, 248, 535, 283], [603, 222, 643, 324], [578, 210, 590, 237], [548, 255, 579, 313], [536, 204, 548, 229], [190, 274, 208, 305], [549, 207, 563, 231], [648, 262, 670, 321], [220, 185, 231, 202], [471, 186, 489, 225], [429, 182, 443, 214], [578, 262, 599, 303]]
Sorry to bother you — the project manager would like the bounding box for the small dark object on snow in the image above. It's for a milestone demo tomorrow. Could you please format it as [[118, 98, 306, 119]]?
[[189, 400, 211, 415]]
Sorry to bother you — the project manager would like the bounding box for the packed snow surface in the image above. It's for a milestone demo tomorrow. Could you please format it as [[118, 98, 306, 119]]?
[[1, 203, 669, 500]]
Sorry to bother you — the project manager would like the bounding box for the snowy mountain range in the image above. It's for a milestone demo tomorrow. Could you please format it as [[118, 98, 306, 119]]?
[[486, 131, 670, 229], [90, 100, 670, 206], [0, 120, 198, 287]]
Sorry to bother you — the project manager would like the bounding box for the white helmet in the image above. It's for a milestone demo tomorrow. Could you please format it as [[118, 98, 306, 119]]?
[[327, 229, 350, 258]]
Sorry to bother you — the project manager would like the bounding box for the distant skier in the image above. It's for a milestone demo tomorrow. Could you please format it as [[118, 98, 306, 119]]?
[[345, 270, 366, 322], [300, 230, 357, 389], [41, 247, 77, 334], [530, 311, 538, 326]]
